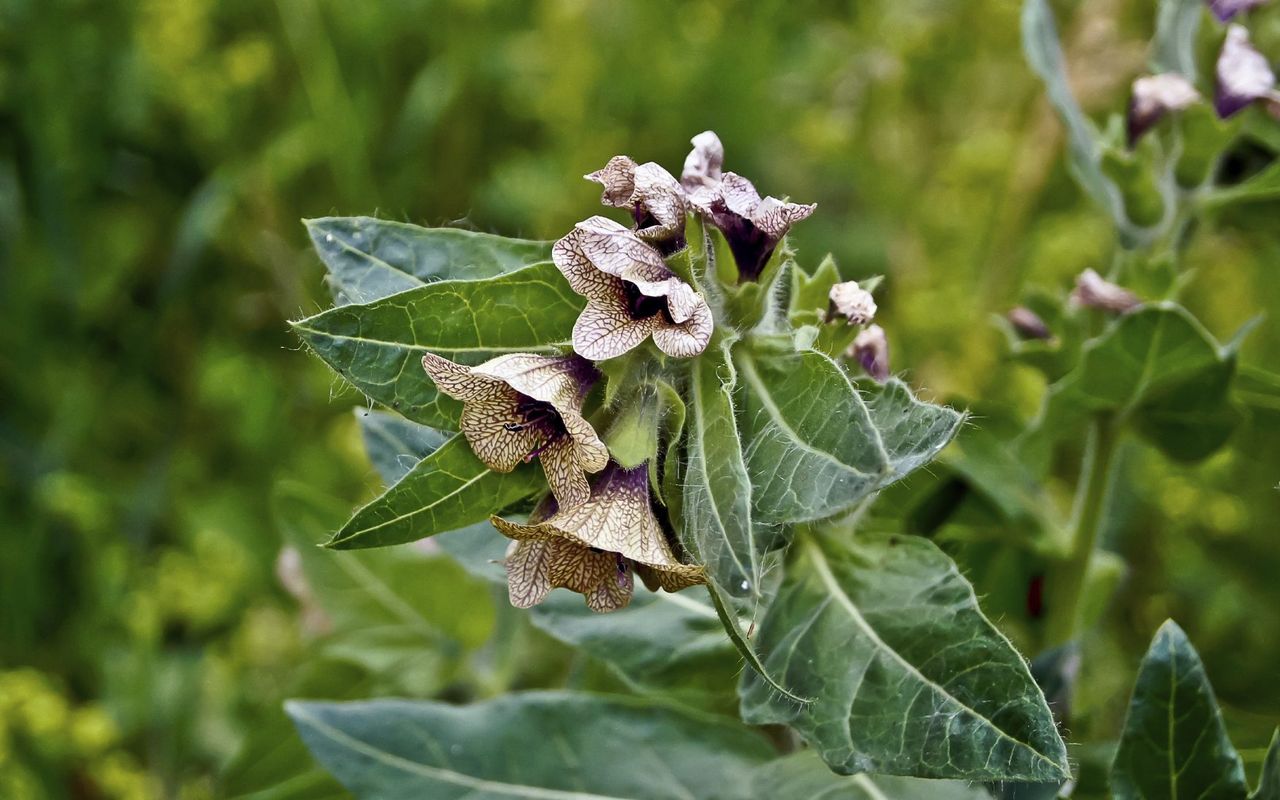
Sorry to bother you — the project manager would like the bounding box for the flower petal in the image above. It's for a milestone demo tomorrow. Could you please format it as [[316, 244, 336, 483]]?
[[1127, 73, 1201, 146], [585, 155, 639, 207], [631, 162, 688, 243], [636, 563, 707, 593], [560, 410, 610, 473], [505, 540, 553, 609], [651, 300, 712, 359], [1215, 25, 1276, 118], [471, 354, 595, 409], [1207, 0, 1270, 22], [828, 281, 878, 325], [681, 130, 724, 191], [751, 196, 817, 240], [422, 353, 504, 402], [849, 324, 891, 382], [572, 297, 659, 361], [538, 436, 591, 509], [459, 389, 544, 472], [552, 227, 627, 302], [549, 463, 687, 568], [547, 543, 619, 595], [574, 216, 674, 285], [585, 560, 634, 612]]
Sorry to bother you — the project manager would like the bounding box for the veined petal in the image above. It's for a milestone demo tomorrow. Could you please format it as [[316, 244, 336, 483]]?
[[719, 172, 764, 218], [752, 195, 817, 239], [585, 563, 634, 612], [471, 354, 596, 410], [538, 436, 591, 509], [652, 301, 712, 358], [585, 155, 639, 207], [560, 410, 610, 473], [573, 216, 674, 285], [631, 162, 688, 242], [636, 563, 708, 593], [548, 543, 623, 596], [1216, 25, 1276, 118], [421, 353, 505, 402], [553, 228, 627, 302], [459, 390, 545, 472], [572, 297, 659, 361], [505, 540, 553, 609], [681, 130, 724, 191]]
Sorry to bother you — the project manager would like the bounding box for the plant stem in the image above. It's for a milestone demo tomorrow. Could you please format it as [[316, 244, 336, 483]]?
[[1044, 414, 1120, 648]]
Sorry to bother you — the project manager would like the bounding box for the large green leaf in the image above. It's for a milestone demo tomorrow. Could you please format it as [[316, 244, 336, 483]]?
[[286, 693, 774, 800], [740, 530, 1069, 782], [1024, 304, 1244, 467], [326, 434, 543, 549], [307, 217, 551, 305], [680, 337, 767, 596], [1254, 730, 1280, 800], [274, 481, 494, 649], [1111, 620, 1248, 800], [355, 409, 449, 485], [292, 261, 584, 428], [751, 752, 992, 800], [735, 342, 964, 524]]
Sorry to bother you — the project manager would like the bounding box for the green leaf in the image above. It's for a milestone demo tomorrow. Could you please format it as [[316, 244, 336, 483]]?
[[326, 434, 543, 550], [1151, 0, 1202, 79], [1252, 729, 1280, 800], [740, 530, 1069, 782], [286, 692, 774, 800], [1022, 0, 1131, 236], [306, 217, 551, 305], [1024, 304, 1244, 468], [1204, 161, 1280, 208], [1111, 620, 1248, 800], [602, 388, 658, 469], [273, 481, 495, 648], [705, 578, 810, 705], [736, 341, 964, 524], [680, 336, 766, 596], [788, 254, 843, 323], [292, 262, 584, 428], [356, 409, 449, 485], [751, 752, 993, 800]]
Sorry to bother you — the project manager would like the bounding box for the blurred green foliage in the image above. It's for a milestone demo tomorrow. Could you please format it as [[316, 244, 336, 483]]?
[[2, 0, 1278, 796]]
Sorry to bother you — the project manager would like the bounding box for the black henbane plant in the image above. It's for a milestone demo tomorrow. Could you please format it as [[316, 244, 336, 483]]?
[[287, 131, 1080, 796]]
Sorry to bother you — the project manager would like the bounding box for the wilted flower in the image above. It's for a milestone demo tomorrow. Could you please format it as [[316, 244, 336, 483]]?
[[1127, 73, 1201, 146], [422, 352, 608, 508], [1215, 25, 1277, 118], [1070, 269, 1141, 313], [553, 216, 713, 360], [586, 156, 688, 254], [1007, 306, 1054, 341], [493, 463, 706, 613], [1207, 0, 1270, 22], [848, 324, 890, 382], [680, 131, 816, 282], [826, 280, 877, 325]]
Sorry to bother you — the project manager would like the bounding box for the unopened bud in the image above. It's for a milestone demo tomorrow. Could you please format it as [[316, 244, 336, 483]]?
[[847, 324, 890, 382], [827, 281, 878, 325], [1071, 269, 1141, 313], [1007, 306, 1053, 340]]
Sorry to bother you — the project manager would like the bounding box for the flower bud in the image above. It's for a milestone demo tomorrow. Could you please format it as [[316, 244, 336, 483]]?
[[848, 324, 890, 382], [1007, 306, 1053, 340], [1070, 269, 1141, 313], [827, 281, 877, 325]]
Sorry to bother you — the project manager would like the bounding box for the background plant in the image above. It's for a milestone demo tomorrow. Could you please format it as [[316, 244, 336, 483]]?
[[1, 0, 1278, 798]]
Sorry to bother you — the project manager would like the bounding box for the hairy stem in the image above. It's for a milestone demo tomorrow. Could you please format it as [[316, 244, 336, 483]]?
[[1044, 414, 1119, 648]]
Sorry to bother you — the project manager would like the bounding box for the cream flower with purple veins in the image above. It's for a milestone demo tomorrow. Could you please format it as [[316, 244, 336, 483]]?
[[585, 156, 688, 254], [421, 352, 608, 508], [494, 463, 706, 613], [553, 216, 713, 360], [680, 132, 816, 283]]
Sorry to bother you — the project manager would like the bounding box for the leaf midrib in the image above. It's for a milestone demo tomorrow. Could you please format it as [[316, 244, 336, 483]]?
[[802, 536, 1067, 777]]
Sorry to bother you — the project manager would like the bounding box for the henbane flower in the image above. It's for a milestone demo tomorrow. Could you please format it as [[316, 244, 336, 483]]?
[[553, 216, 712, 360], [493, 462, 706, 613], [585, 156, 687, 254], [1215, 25, 1277, 119], [421, 353, 608, 508], [1127, 73, 1201, 146], [680, 131, 815, 282], [826, 280, 877, 325]]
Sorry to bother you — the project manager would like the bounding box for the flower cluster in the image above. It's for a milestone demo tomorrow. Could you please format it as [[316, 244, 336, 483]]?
[[1127, 1, 1278, 145], [416, 132, 819, 611]]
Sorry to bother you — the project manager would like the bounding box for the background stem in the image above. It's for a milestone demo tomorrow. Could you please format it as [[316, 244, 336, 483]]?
[[1044, 415, 1120, 648]]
